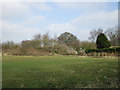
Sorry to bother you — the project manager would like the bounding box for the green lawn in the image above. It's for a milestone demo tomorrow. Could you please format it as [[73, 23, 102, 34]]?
[[2, 56, 118, 88]]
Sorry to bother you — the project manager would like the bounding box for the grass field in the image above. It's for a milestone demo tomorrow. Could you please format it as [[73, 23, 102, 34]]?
[[2, 56, 118, 88]]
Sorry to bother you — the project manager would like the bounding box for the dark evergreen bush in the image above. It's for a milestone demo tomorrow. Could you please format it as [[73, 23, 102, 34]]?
[[96, 33, 111, 49]]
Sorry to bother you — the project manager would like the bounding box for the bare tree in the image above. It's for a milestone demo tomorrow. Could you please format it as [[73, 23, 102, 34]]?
[[33, 34, 42, 40], [88, 28, 103, 42], [118, 26, 120, 46], [32, 33, 42, 47], [105, 26, 118, 46], [42, 32, 53, 47]]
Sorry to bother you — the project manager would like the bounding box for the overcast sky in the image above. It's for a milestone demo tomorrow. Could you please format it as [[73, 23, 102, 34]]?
[[0, 0, 118, 43]]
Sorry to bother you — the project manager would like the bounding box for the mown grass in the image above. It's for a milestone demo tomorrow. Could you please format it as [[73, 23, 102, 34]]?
[[2, 56, 118, 88]]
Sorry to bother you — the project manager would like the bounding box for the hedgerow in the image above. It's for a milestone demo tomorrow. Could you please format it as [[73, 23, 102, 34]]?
[[85, 47, 120, 53]]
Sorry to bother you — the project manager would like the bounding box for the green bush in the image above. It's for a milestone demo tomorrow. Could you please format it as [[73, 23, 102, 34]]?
[[96, 33, 111, 49], [85, 47, 120, 54]]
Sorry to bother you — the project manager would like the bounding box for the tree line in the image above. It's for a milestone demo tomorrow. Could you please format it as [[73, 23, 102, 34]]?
[[1, 26, 120, 56]]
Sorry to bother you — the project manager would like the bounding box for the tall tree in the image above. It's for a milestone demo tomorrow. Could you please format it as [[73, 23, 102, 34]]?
[[96, 33, 110, 49], [57, 32, 80, 51]]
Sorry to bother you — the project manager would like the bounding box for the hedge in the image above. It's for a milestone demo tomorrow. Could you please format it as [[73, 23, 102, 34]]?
[[85, 47, 120, 54]]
